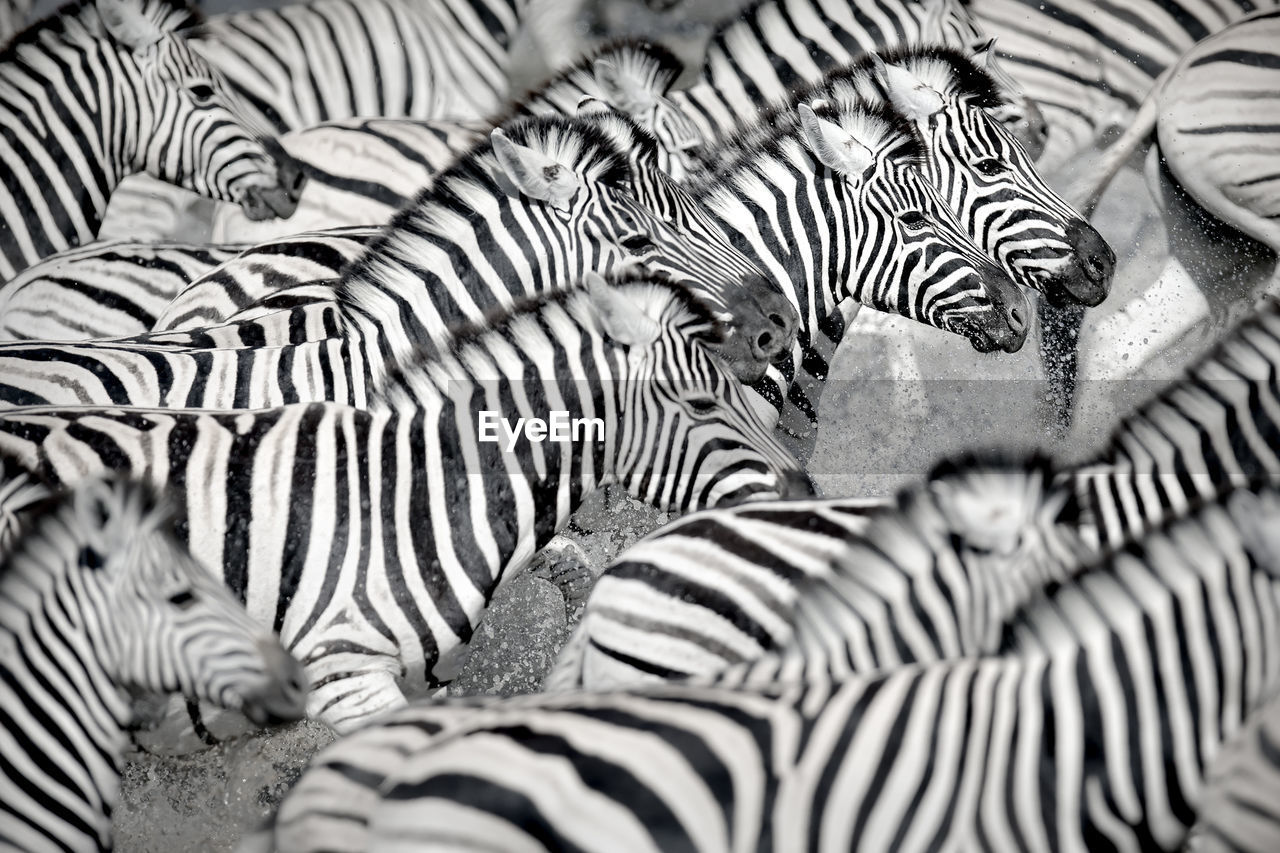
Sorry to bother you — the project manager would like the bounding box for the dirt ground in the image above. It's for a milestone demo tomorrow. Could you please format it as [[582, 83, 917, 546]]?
[[103, 3, 1216, 850]]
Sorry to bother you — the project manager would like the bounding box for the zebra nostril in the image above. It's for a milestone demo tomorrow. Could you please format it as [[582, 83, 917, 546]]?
[[770, 312, 788, 330], [1009, 306, 1027, 332], [757, 330, 774, 351]]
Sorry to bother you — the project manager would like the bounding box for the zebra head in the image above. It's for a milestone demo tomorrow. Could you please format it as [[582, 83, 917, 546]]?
[[855, 451, 1089, 654], [447, 116, 792, 382], [834, 46, 1114, 308], [96, 0, 304, 221], [519, 38, 705, 182], [586, 271, 814, 511], [917, 0, 1049, 158], [0, 471, 307, 730], [571, 110, 800, 380], [793, 99, 1030, 353]]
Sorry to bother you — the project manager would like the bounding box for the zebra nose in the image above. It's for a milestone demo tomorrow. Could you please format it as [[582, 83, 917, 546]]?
[[746, 278, 798, 362], [241, 638, 308, 726], [1008, 304, 1028, 336], [780, 469, 818, 498], [1062, 220, 1115, 306]]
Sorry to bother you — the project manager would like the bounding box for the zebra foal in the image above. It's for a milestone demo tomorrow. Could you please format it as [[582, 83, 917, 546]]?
[[0, 271, 810, 742], [255, 477, 1280, 852], [0, 460, 306, 853], [0, 0, 303, 282]]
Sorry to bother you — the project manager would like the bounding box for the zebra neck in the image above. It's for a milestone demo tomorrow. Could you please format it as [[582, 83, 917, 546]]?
[[1, 561, 131, 845], [704, 150, 852, 351]]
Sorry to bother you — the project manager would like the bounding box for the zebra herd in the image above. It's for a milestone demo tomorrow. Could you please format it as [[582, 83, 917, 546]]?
[[1, 0, 1279, 850]]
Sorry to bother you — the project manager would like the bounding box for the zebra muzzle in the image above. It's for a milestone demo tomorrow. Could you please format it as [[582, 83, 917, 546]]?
[[239, 638, 309, 726]]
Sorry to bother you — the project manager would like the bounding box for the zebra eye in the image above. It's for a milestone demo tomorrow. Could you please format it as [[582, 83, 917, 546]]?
[[188, 83, 217, 105], [620, 234, 657, 254], [78, 547, 104, 570], [898, 211, 928, 232], [975, 158, 1007, 177], [168, 590, 197, 609], [684, 395, 719, 416]]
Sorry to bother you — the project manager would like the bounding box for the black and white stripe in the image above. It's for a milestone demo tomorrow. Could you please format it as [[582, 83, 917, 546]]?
[[257, 479, 1280, 852], [0, 272, 810, 739], [0, 0, 301, 281], [970, 0, 1277, 174], [0, 114, 795, 409], [0, 460, 305, 852], [545, 452, 1084, 690]]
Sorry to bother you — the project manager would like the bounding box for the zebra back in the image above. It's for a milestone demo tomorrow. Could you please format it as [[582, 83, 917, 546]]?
[[1074, 297, 1280, 552], [0, 240, 242, 342], [0, 0, 300, 281], [0, 463, 305, 850], [969, 0, 1278, 173]]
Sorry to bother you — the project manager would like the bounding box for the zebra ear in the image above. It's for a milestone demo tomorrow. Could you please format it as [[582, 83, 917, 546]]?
[[594, 59, 655, 117], [97, 0, 166, 51], [797, 104, 874, 177], [490, 128, 581, 212], [879, 61, 946, 121], [586, 272, 661, 347]]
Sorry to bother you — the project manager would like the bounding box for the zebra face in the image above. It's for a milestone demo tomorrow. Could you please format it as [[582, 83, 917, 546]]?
[[914, 90, 1115, 307], [794, 106, 1031, 354], [493, 121, 797, 383], [592, 274, 813, 511], [75, 479, 308, 728], [130, 34, 304, 222]]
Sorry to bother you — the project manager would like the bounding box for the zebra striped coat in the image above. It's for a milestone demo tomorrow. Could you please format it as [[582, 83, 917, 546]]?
[[969, 0, 1279, 174], [209, 38, 702, 245], [0, 239, 242, 342], [0, 464, 305, 853], [802, 46, 1113, 308], [672, 0, 1043, 153], [0, 0, 301, 282], [258, 480, 1280, 853], [545, 453, 1086, 690], [0, 273, 809, 739], [188, 0, 577, 133], [0, 115, 794, 409]]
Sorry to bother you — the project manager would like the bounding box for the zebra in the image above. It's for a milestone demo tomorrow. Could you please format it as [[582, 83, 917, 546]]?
[[544, 451, 1086, 690], [670, 0, 1045, 154], [553, 293, 1280, 692], [0, 114, 798, 410], [0, 270, 812, 740], [251, 478, 1280, 853], [1067, 10, 1280, 381], [0, 0, 304, 282], [0, 239, 243, 342], [1070, 296, 1280, 554], [0, 460, 307, 853]]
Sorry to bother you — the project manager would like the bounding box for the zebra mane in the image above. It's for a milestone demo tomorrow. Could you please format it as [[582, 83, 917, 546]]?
[[372, 272, 724, 407], [686, 96, 924, 193], [1, 0, 201, 60], [500, 37, 686, 124], [871, 44, 1008, 110], [336, 114, 633, 306]]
